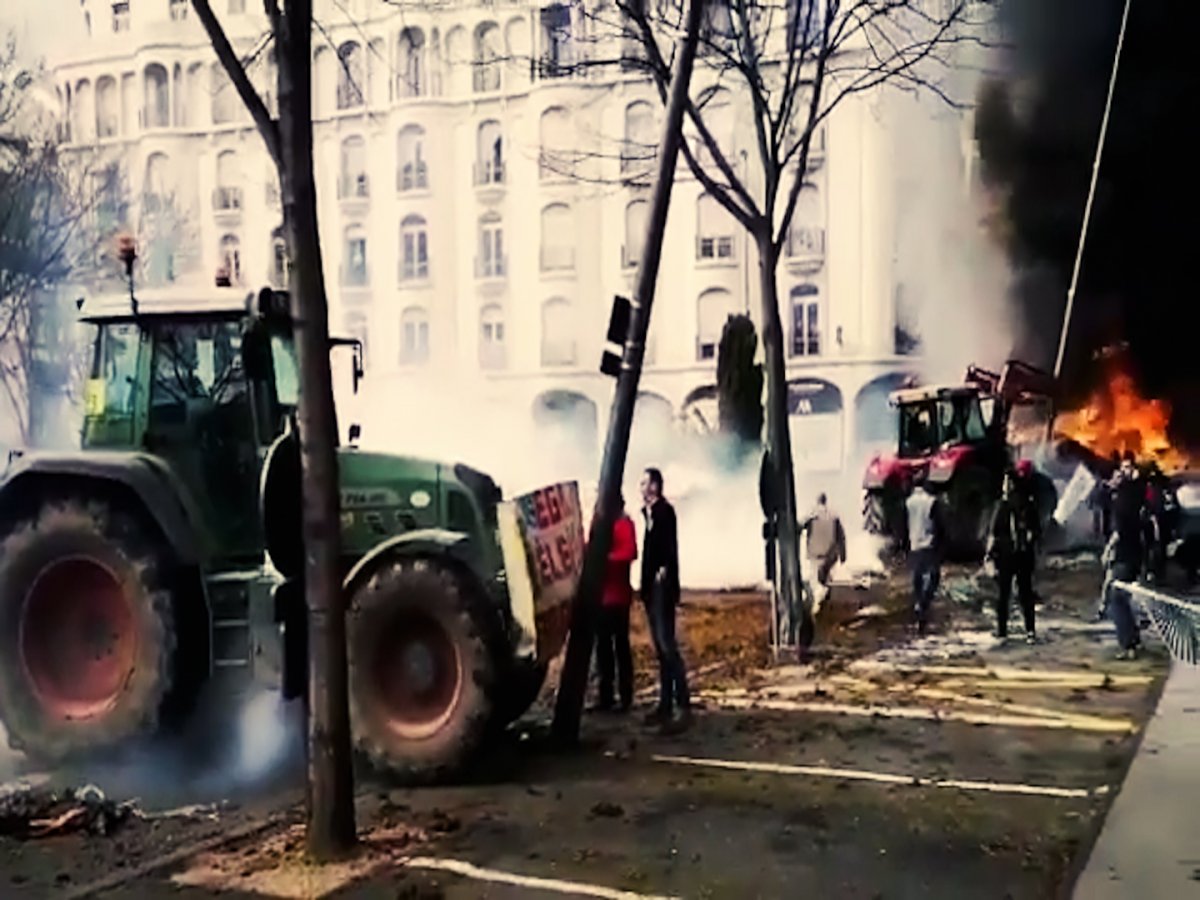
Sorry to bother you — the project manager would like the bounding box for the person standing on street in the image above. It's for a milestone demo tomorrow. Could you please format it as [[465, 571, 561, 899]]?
[[1105, 453, 1144, 659], [986, 461, 1042, 644], [592, 494, 637, 713], [800, 493, 847, 618], [905, 470, 945, 636], [639, 467, 692, 733]]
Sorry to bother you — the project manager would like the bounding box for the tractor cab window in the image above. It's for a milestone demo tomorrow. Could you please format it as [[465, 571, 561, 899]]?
[[899, 402, 936, 457], [150, 321, 246, 414], [936, 398, 963, 447], [962, 396, 987, 442], [270, 333, 299, 408], [87, 323, 139, 417]]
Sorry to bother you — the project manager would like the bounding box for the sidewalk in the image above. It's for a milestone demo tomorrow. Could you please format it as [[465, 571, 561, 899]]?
[[1073, 662, 1200, 899]]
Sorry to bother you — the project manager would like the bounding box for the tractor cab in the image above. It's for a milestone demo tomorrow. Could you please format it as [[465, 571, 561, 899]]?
[[894, 386, 997, 461], [78, 286, 353, 563]]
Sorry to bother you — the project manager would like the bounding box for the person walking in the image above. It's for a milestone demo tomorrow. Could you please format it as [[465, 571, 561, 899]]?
[[1105, 454, 1145, 659], [800, 493, 847, 618], [592, 495, 637, 713], [986, 461, 1042, 644], [639, 467, 692, 733], [905, 470, 945, 636]]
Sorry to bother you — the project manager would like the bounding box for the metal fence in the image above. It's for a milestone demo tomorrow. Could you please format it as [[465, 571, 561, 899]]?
[[1113, 580, 1200, 665]]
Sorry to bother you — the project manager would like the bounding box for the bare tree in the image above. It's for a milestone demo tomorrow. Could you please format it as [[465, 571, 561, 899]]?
[[595, 0, 985, 648], [192, 0, 356, 861], [0, 34, 97, 445]]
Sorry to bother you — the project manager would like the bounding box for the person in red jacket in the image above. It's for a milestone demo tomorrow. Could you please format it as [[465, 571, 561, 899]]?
[[594, 494, 638, 713]]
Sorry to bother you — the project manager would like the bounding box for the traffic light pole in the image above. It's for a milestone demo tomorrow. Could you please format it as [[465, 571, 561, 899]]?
[[552, 0, 705, 744]]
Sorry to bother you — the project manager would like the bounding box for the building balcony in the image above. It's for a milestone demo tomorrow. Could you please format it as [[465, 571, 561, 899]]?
[[541, 341, 578, 368], [398, 262, 430, 284], [540, 246, 575, 273], [473, 159, 505, 188], [397, 164, 429, 193], [475, 255, 507, 280], [338, 173, 370, 201]]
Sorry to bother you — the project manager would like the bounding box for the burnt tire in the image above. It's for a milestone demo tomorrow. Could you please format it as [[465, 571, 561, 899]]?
[[348, 558, 498, 785], [0, 500, 176, 762]]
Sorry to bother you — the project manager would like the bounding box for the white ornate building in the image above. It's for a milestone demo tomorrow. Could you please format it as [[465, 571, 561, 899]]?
[[46, 0, 983, 478]]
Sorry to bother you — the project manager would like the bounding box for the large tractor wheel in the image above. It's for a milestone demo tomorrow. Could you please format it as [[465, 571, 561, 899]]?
[[348, 558, 499, 784], [0, 500, 177, 762]]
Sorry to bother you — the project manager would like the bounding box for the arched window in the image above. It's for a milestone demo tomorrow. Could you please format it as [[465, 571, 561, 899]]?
[[696, 193, 735, 261], [343, 311, 369, 367], [478, 212, 504, 278], [343, 225, 368, 286], [339, 135, 368, 198], [143, 64, 169, 129], [74, 79, 94, 142], [400, 306, 430, 365], [479, 304, 506, 369], [214, 150, 242, 211], [538, 4, 573, 78], [539, 106, 572, 179], [336, 42, 365, 109], [622, 100, 655, 175], [211, 62, 239, 125], [95, 76, 118, 138], [476, 120, 503, 185], [623, 199, 648, 269], [473, 22, 502, 93], [397, 28, 426, 98], [399, 214, 428, 281], [789, 284, 821, 356], [541, 298, 576, 366], [540, 203, 574, 271], [696, 287, 738, 360], [785, 184, 825, 261], [218, 234, 242, 285], [396, 126, 428, 192]]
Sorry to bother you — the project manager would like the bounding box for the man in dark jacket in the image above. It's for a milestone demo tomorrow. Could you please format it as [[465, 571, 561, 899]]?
[[639, 467, 691, 733], [987, 460, 1042, 644], [1105, 453, 1144, 658]]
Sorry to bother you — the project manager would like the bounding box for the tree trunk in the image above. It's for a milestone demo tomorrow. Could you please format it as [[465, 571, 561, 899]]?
[[278, 0, 357, 861], [551, 0, 705, 744], [755, 230, 810, 651]]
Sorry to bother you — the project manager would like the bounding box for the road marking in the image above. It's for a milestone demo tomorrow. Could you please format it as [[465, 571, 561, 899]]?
[[653, 754, 1110, 800], [401, 857, 680, 900], [848, 661, 1152, 685], [695, 691, 1137, 733]]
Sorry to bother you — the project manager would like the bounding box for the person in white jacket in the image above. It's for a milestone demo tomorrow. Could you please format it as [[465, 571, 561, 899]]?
[[905, 470, 946, 636]]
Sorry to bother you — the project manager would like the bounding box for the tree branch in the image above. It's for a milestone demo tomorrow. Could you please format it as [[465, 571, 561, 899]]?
[[191, 0, 282, 170]]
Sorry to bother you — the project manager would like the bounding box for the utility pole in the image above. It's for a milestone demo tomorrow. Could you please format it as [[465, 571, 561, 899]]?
[[552, 0, 705, 743]]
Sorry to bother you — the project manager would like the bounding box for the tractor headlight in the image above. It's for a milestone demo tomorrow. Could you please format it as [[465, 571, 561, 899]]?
[[1177, 483, 1200, 511]]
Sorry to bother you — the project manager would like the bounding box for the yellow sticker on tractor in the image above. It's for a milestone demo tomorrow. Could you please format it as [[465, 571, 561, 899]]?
[[84, 379, 106, 416]]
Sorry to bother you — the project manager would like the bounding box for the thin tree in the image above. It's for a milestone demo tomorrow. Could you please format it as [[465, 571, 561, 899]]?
[[606, 0, 984, 648], [192, 0, 356, 861]]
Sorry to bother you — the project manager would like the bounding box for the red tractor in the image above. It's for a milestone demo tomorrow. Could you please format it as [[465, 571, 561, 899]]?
[[862, 360, 1059, 559]]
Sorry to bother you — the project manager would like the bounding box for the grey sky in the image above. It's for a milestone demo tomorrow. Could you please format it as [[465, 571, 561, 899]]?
[[2, 0, 81, 65]]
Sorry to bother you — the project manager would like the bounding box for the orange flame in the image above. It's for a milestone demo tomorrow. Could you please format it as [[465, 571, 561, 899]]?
[[1054, 368, 1191, 472]]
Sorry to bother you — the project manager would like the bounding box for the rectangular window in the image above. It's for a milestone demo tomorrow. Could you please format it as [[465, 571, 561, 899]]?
[[169, 0, 188, 21], [344, 238, 368, 286], [697, 236, 734, 260], [539, 5, 573, 78], [791, 300, 821, 356], [402, 233, 429, 280], [228, 0, 246, 13], [402, 321, 430, 364], [479, 225, 504, 278], [112, 2, 130, 33]]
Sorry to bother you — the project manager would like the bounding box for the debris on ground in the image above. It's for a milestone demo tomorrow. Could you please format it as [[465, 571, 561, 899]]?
[[0, 783, 133, 838], [1043, 551, 1099, 571]]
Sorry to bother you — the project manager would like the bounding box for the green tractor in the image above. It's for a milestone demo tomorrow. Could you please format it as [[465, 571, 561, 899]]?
[[0, 286, 574, 783]]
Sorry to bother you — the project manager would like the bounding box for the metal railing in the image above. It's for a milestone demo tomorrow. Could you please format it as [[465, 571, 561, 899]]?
[[473, 159, 506, 186], [212, 186, 243, 211], [475, 255, 507, 279], [540, 246, 575, 271], [338, 173, 370, 200]]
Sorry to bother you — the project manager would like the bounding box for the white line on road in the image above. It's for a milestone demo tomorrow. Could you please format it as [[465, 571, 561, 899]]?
[[696, 691, 1137, 733], [401, 857, 680, 900], [653, 754, 1110, 800], [848, 661, 1152, 685]]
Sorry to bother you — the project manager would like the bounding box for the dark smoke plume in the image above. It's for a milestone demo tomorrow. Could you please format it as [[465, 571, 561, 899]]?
[[974, 0, 1200, 450]]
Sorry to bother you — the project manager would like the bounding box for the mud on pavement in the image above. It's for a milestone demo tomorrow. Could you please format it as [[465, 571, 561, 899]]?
[[0, 558, 1170, 899]]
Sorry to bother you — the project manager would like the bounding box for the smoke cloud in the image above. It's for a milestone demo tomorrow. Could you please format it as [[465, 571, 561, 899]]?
[[975, 0, 1200, 449]]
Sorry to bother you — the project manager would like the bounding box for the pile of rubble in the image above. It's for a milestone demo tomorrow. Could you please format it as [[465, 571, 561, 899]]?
[[0, 781, 133, 839]]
